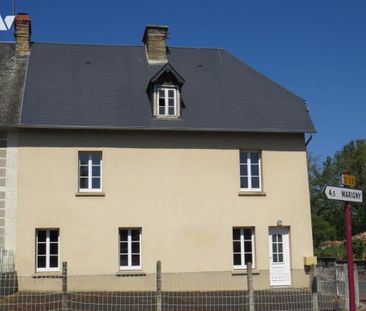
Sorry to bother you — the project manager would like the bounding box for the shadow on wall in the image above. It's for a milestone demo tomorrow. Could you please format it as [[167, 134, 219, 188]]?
[[17, 129, 306, 152]]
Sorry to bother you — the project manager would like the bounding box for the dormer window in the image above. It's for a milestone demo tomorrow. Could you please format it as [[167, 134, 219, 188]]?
[[156, 86, 178, 117], [147, 63, 185, 119]]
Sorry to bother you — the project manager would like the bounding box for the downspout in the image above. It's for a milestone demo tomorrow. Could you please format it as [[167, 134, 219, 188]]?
[[305, 134, 313, 147]]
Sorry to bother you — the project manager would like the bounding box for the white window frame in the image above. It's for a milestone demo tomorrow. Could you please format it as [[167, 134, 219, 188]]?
[[78, 152, 102, 192], [36, 229, 60, 272], [119, 228, 142, 270], [233, 227, 255, 270], [239, 151, 262, 191], [155, 85, 179, 117]]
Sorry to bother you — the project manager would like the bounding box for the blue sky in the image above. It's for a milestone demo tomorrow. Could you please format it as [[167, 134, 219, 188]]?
[[1, 0, 365, 161]]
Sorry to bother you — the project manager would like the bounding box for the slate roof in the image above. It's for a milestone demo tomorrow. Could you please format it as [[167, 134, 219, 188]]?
[[0, 43, 28, 127], [2, 42, 315, 133]]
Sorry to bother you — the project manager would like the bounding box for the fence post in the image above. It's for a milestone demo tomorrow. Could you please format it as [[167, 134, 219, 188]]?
[[62, 262, 67, 311], [156, 260, 162, 311], [247, 262, 255, 311], [310, 265, 319, 311], [354, 264, 359, 309]]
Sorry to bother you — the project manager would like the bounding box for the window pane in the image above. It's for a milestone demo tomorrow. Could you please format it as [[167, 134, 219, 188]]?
[[79, 165, 88, 177], [272, 235, 277, 242], [50, 243, 58, 255], [159, 90, 164, 97], [273, 254, 278, 263], [37, 231, 46, 242], [79, 153, 89, 165], [92, 166, 100, 177], [278, 235, 283, 242], [79, 178, 88, 189], [131, 230, 140, 241], [37, 243, 46, 255], [120, 230, 128, 242], [168, 107, 175, 115], [132, 255, 140, 266], [240, 152, 248, 164], [37, 256, 46, 268], [132, 242, 140, 253], [232, 228, 240, 240], [240, 165, 248, 176], [168, 98, 174, 107], [50, 230, 58, 242], [251, 177, 260, 188], [91, 153, 101, 164], [159, 98, 165, 107], [240, 177, 248, 188], [278, 243, 283, 253], [244, 253, 252, 265], [92, 178, 100, 189], [250, 153, 259, 163], [168, 90, 174, 98], [120, 242, 128, 254], [243, 229, 252, 240], [233, 241, 241, 253], [279, 254, 284, 262], [272, 243, 277, 253], [251, 165, 259, 176], [233, 254, 241, 266], [244, 241, 252, 252], [50, 256, 58, 268], [159, 107, 165, 115], [120, 255, 128, 266]]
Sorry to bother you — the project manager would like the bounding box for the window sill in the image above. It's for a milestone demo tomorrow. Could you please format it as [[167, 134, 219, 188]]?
[[75, 192, 105, 197], [238, 191, 266, 197], [154, 116, 181, 120], [116, 271, 146, 277], [32, 272, 62, 278], [232, 269, 260, 276]]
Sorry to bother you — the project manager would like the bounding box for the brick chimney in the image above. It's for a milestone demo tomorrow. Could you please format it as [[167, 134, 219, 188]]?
[[142, 25, 168, 64], [14, 13, 31, 55]]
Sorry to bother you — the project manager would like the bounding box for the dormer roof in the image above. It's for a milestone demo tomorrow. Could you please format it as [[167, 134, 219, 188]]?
[[149, 63, 185, 86]]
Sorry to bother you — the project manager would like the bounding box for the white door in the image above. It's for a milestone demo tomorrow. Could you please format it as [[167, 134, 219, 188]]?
[[269, 227, 291, 286]]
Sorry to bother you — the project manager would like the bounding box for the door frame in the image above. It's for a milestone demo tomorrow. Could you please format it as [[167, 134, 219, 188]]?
[[268, 226, 292, 287]]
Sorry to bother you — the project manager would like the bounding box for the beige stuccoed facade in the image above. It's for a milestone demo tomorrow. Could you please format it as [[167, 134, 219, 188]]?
[[15, 129, 313, 290]]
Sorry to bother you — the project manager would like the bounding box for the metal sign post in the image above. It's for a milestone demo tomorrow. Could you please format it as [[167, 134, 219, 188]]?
[[323, 171, 363, 311], [343, 171, 356, 311], [345, 201, 356, 311]]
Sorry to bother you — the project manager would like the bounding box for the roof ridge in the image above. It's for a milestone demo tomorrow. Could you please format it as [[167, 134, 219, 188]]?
[[169, 46, 223, 50], [30, 42, 224, 51], [32, 42, 143, 48]]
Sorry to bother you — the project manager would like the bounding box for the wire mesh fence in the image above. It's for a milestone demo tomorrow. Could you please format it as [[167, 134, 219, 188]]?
[[0, 262, 349, 311], [359, 270, 366, 302]]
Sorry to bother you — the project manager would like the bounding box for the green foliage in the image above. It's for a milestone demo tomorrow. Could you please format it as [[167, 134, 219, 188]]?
[[352, 239, 364, 259], [311, 214, 336, 248], [316, 245, 346, 259], [315, 240, 364, 260], [309, 140, 366, 255]]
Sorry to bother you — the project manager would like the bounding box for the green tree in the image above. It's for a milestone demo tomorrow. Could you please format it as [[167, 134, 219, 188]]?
[[311, 214, 336, 247], [309, 140, 366, 251], [352, 239, 364, 260]]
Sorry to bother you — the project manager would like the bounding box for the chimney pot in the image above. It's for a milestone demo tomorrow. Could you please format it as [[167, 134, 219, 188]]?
[[142, 25, 168, 64], [14, 13, 31, 55]]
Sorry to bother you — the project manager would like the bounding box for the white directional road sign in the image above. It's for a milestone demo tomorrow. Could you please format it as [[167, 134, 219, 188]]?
[[324, 186, 363, 203]]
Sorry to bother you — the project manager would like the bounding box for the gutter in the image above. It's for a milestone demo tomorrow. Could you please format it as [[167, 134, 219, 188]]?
[[305, 134, 313, 146]]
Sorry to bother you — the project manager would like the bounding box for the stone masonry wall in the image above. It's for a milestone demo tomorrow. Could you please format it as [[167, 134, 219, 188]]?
[[0, 132, 6, 248]]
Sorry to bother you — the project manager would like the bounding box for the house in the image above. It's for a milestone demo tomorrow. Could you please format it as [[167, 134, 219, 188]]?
[[0, 14, 316, 290]]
